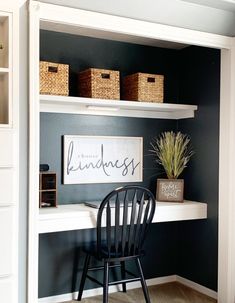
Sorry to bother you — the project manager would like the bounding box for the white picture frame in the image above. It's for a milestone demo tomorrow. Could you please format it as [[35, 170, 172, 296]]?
[[63, 135, 143, 184]]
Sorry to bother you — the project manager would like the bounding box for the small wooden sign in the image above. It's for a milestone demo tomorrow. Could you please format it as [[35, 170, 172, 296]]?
[[156, 179, 184, 202]]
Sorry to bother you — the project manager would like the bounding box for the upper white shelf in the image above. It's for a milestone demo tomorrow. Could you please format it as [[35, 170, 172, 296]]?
[[40, 95, 197, 120]]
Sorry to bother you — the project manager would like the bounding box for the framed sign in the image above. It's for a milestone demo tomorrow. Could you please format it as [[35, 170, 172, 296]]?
[[156, 179, 184, 202], [63, 136, 143, 184]]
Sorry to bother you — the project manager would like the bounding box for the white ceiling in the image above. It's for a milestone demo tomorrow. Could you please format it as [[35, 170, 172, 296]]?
[[37, 0, 235, 36], [181, 0, 235, 12]]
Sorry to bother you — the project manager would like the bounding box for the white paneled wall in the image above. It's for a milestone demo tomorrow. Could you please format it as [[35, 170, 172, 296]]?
[[0, 278, 14, 302], [0, 130, 13, 167], [0, 169, 15, 206], [0, 5, 18, 303], [0, 208, 14, 276]]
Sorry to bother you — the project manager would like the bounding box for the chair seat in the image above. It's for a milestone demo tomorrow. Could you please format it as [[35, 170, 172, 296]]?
[[83, 242, 145, 261]]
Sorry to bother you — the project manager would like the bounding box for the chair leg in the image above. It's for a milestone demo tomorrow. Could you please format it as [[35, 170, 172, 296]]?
[[77, 253, 91, 301], [103, 261, 109, 303], [135, 258, 151, 303], [120, 261, 127, 292]]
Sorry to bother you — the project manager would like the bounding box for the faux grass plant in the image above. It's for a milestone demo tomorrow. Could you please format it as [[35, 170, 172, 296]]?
[[150, 131, 194, 179]]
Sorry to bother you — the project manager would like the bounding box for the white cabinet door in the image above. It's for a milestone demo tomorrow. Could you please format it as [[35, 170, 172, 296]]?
[[0, 131, 13, 167], [0, 169, 14, 206], [0, 207, 13, 276]]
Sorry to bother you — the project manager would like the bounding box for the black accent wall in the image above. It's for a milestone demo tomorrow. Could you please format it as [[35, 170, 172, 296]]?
[[39, 30, 220, 298], [39, 223, 179, 298], [177, 47, 220, 290], [40, 31, 179, 103], [40, 114, 176, 204]]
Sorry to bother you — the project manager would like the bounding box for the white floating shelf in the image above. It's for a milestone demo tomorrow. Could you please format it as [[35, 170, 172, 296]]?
[[0, 68, 9, 74], [0, 124, 10, 128], [40, 95, 197, 120], [38, 201, 207, 234]]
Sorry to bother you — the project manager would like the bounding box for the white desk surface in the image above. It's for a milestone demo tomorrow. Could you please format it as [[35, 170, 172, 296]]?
[[39, 201, 207, 234]]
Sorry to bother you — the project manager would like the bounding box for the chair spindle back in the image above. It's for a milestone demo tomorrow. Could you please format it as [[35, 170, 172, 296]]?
[[97, 186, 156, 258]]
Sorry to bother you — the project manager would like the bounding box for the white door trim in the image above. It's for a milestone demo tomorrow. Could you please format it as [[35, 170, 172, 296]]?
[[28, 1, 40, 302], [218, 42, 235, 303]]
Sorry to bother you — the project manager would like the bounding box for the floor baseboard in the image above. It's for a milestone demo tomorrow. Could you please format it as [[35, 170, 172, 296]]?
[[176, 275, 217, 300], [38, 275, 217, 303]]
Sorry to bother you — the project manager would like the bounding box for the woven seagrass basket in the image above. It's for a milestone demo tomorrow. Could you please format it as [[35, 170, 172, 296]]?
[[40, 61, 69, 96], [78, 68, 120, 100], [123, 72, 164, 103]]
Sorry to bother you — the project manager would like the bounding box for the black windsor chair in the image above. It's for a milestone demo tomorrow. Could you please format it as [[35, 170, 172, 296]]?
[[77, 185, 156, 303]]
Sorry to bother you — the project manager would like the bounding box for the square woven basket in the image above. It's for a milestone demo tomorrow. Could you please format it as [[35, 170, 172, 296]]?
[[123, 72, 164, 103], [78, 68, 120, 100], [40, 61, 69, 96]]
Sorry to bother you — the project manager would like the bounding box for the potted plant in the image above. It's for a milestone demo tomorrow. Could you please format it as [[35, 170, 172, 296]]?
[[150, 131, 194, 202]]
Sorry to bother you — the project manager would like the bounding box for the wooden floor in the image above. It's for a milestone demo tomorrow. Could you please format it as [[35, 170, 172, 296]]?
[[65, 282, 217, 303]]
